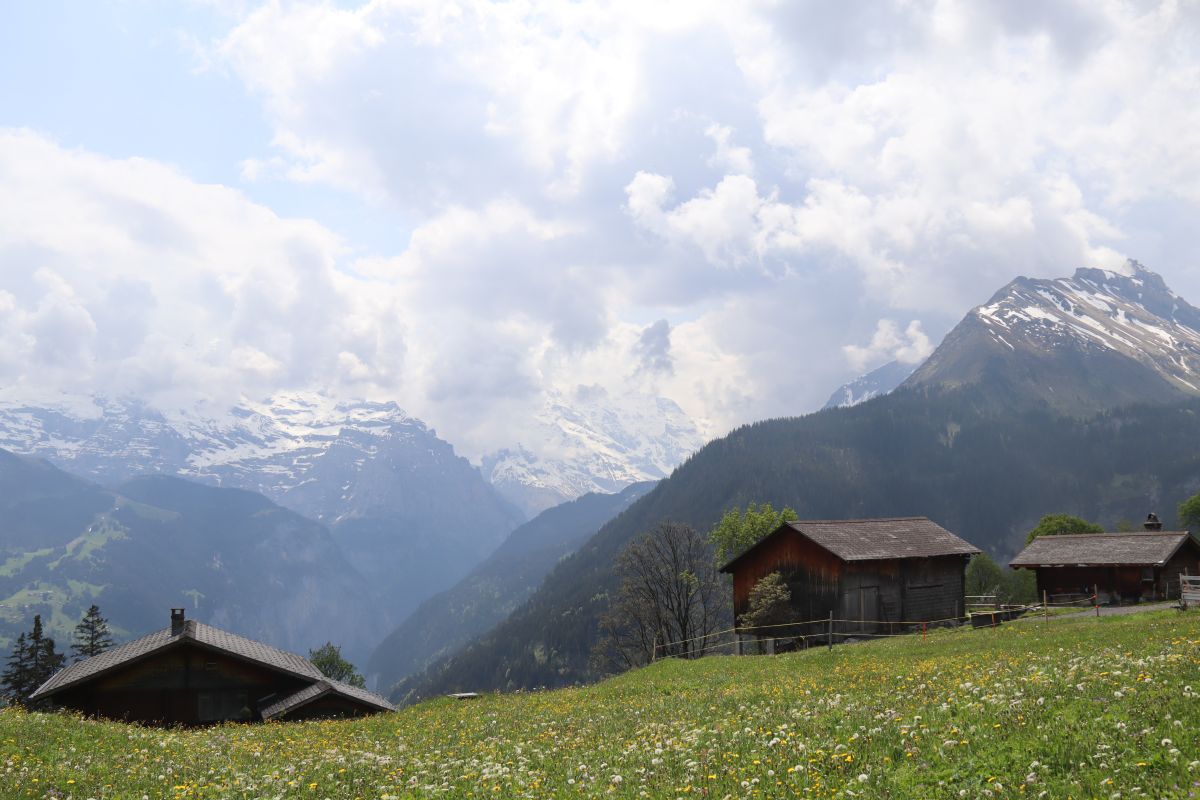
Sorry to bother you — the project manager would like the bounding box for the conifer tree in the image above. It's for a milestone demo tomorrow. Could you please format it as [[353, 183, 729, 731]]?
[[1, 615, 65, 707], [71, 604, 114, 662], [1, 632, 31, 707]]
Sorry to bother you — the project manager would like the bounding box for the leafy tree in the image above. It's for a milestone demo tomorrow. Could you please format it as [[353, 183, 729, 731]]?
[[737, 572, 792, 631], [1003, 568, 1037, 605], [594, 521, 725, 672], [308, 642, 366, 688], [71, 604, 114, 662], [1025, 513, 1103, 545], [1179, 492, 1200, 531], [1, 615, 65, 708], [966, 553, 1038, 606], [965, 553, 1006, 598], [709, 503, 798, 565]]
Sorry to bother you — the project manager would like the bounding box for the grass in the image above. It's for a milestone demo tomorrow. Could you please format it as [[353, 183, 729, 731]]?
[[3, 611, 1199, 799]]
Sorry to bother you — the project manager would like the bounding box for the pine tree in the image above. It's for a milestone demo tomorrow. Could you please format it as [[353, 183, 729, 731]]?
[[24, 615, 64, 707], [1, 632, 32, 707], [71, 604, 114, 662], [1, 615, 65, 708]]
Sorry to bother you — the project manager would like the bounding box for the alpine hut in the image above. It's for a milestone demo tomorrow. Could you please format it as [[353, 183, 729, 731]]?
[[29, 609, 393, 725], [720, 517, 980, 650]]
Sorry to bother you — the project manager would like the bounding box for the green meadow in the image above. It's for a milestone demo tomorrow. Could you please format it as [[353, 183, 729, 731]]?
[[3, 611, 1198, 799]]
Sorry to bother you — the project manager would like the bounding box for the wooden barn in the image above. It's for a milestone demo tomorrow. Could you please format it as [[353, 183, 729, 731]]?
[[1009, 528, 1200, 604], [28, 609, 393, 725], [720, 517, 980, 647]]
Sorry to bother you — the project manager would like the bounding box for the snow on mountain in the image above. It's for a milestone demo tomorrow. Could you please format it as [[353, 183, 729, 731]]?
[[0, 387, 706, 523], [0, 392, 481, 523], [481, 387, 705, 518], [905, 260, 1200, 408], [822, 360, 918, 410]]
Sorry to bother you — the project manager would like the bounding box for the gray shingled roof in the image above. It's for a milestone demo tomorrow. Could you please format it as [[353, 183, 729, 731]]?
[[1009, 532, 1194, 568], [260, 679, 394, 720], [30, 619, 323, 700], [721, 517, 980, 572]]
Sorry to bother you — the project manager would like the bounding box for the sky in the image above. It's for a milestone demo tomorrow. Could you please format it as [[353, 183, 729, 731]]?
[[2, 0, 1199, 458]]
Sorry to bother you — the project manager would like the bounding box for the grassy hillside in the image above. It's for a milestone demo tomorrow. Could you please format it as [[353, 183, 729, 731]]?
[[4, 611, 1198, 798]]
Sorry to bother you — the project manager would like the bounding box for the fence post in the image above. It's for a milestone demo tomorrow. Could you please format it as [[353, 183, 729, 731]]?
[[1094, 584, 1100, 618], [651, 631, 658, 662], [921, 622, 926, 642], [1043, 590, 1048, 622], [827, 611, 833, 652]]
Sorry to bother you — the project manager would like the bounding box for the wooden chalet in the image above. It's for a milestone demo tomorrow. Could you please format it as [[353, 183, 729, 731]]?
[[1009, 520, 1200, 604], [720, 517, 980, 647], [28, 609, 393, 725]]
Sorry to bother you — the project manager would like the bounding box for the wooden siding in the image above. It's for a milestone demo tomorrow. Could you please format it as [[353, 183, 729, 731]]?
[[731, 529, 843, 620]]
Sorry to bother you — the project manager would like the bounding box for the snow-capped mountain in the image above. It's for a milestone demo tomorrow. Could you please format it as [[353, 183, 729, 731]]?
[[822, 360, 918, 410], [0, 392, 504, 524], [905, 260, 1200, 409], [481, 387, 705, 517], [0, 391, 527, 637]]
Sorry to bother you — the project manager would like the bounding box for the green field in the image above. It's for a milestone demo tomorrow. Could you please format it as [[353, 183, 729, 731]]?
[[3, 612, 1199, 799]]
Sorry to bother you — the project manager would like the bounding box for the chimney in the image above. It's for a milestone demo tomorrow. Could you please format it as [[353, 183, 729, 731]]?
[[170, 608, 186, 635], [1143, 512, 1163, 532]]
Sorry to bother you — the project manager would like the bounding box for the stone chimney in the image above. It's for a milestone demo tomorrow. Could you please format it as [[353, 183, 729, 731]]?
[[170, 608, 186, 635], [1143, 512, 1163, 532]]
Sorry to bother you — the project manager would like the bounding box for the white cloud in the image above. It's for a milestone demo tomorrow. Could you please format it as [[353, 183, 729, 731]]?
[[0, 129, 403, 406], [5, 1, 1200, 455], [844, 320, 934, 373]]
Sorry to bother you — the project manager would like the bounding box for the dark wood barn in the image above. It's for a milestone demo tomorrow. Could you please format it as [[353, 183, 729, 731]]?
[[720, 517, 980, 647], [28, 609, 393, 725], [1009, 531, 1200, 604]]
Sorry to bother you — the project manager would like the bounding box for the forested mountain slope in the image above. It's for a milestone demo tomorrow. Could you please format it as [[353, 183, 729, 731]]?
[[367, 481, 655, 691], [0, 452, 375, 659], [392, 388, 1200, 701]]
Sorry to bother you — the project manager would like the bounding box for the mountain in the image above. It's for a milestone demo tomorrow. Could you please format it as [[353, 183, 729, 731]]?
[[0, 450, 376, 660], [905, 261, 1200, 409], [389, 262, 1200, 698], [481, 388, 704, 517], [0, 393, 525, 631], [368, 481, 655, 694], [822, 360, 917, 409]]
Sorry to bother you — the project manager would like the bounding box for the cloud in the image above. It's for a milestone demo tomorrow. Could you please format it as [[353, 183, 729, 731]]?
[[844, 320, 934, 373], [0, 129, 403, 406], [633, 319, 674, 376], [6, 1, 1200, 457]]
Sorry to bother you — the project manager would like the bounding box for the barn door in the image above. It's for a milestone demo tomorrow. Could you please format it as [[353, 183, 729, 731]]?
[[857, 586, 879, 633]]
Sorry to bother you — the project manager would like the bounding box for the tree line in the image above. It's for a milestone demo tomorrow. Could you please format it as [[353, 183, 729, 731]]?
[[1, 604, 112, 708]]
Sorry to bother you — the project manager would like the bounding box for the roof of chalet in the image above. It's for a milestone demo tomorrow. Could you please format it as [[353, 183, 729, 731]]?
[[720, 517, 980, 573], [1009, 532, 1197, 568], [260, 679, 394, 720], [30, 618, 324, 701]]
